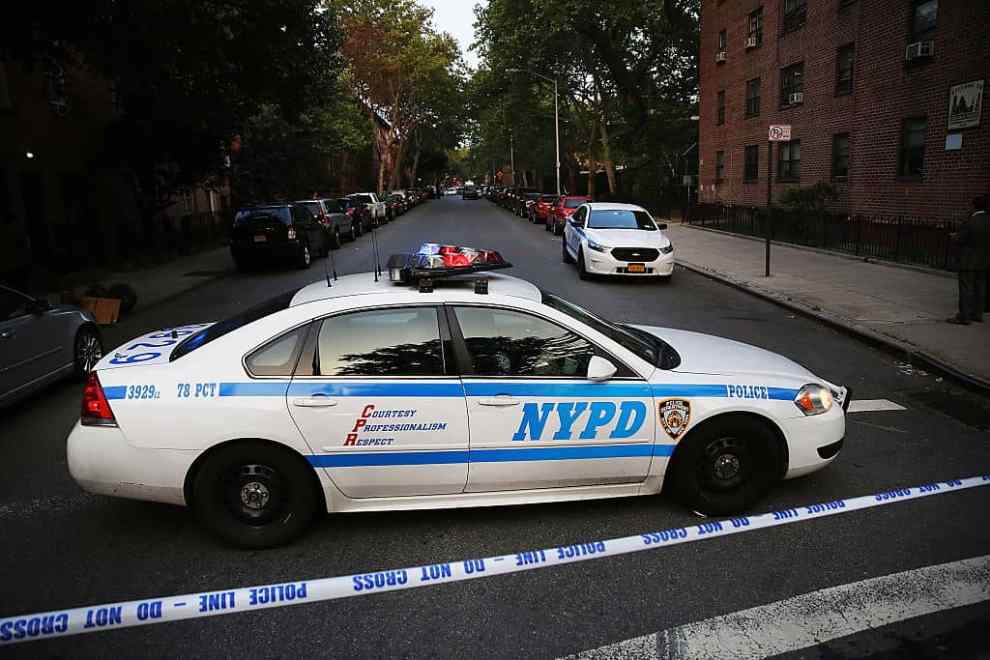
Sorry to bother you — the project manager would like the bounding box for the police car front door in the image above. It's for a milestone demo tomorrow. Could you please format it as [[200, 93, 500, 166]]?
[[451, 306, 655, 492], [288, 306, 469, 498]]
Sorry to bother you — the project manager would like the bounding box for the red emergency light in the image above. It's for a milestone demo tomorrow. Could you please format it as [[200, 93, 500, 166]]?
[[387, 244, 511, 283]]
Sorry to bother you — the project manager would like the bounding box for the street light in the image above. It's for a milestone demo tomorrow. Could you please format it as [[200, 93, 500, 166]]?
[[507, 67, 561, 196]]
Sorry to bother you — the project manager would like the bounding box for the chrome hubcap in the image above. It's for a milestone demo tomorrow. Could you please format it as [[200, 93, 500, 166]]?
[[79, 335, 102, 372], [240, 481, 271, 511]]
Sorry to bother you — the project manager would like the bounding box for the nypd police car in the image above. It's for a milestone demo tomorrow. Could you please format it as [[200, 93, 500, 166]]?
[[562, 202, 674, 280], [67, 245, 847, 548]]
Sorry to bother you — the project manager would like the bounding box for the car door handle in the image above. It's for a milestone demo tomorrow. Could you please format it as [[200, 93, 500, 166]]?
[[292, 397, 339, 408], [478, 396, 520, 407]]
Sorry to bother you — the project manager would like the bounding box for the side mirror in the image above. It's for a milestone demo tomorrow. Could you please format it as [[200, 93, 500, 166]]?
[[568, 218, 581, 228], [657, 223, 668, 230], [587, 355, 617, 382]]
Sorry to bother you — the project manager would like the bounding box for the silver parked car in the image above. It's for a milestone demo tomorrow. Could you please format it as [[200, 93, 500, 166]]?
[[0, 284, 103, 406]]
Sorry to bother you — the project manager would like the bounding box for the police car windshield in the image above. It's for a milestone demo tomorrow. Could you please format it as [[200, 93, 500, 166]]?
[[170, 289, 297, 361], [587, 210, 656, 230], [541, 291, 678, 368]]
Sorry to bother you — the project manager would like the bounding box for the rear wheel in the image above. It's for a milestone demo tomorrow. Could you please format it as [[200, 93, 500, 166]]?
[[73, 326, 103, 379], [296, 244, 311, 269], [331, 226, 342, 250], [192, 442, 319, 548], [668, 416, 778, 516]]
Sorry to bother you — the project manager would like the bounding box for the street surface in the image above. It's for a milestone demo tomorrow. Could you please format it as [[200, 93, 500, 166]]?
[[3, 197, 990, 658]]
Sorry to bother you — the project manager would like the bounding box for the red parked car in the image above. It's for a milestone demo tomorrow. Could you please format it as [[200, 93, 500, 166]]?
[[529, 194, 559, 224], [547, 195, 591, 235]]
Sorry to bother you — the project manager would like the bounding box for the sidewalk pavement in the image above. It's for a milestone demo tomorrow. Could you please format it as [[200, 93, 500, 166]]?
[[667, 223, 990, 389], [76, 246, 232, 315]]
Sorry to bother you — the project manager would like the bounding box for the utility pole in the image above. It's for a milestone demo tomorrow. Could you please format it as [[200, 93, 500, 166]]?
[[508, 67, 560, 195], [766, 124, 790, 277]]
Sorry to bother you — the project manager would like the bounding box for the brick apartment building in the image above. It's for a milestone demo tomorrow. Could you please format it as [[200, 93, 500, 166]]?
[[698, 0, 989, 219]]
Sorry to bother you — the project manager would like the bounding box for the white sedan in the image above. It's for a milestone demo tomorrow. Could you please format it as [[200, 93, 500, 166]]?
[[67, 247, 847, 548], [563, 202, 675, 280]]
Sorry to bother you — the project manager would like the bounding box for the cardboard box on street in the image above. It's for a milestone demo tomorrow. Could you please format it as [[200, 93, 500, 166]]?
[[78, 296, 121, 325]]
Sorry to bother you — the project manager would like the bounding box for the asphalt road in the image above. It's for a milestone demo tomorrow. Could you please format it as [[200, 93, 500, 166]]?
[[2, 197, 989, 658]]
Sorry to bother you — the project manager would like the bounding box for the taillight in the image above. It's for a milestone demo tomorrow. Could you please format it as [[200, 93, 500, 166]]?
[[346, 208, 355, 216], [81, 372, 117, 427], [287, 227, 297, 240]]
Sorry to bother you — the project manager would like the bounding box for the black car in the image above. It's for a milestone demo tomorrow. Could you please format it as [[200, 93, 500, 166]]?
[[338, 198, 373, 235], [230, 204, 328, 271]]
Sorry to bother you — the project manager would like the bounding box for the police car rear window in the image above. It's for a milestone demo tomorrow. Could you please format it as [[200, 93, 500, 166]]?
[[170, 290, 297, 361], [234, 208, 291, 225]]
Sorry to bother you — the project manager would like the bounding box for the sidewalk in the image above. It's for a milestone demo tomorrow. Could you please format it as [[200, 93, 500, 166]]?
[[65, 246, 232, 316], [667, 223, 990, 389]]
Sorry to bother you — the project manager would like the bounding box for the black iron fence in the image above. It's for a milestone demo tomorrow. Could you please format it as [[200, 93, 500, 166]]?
[[686, 203, 964, 270]]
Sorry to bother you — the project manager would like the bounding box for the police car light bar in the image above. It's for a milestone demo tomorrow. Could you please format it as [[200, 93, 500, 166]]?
[[387, 244, 512, 284]]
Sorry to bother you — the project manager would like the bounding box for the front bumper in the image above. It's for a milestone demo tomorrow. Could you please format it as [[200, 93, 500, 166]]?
[[585, 248, 675, 277], [67, 421, 195, 506], [779, 405, 846, 479]]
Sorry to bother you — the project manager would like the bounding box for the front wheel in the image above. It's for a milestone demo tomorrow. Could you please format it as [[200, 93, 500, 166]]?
[[192, 442, 320, 548], [562, 238, 574, 264], [577, 249, 591, 280], [668, 416, 779, 516], [73, 326, 103, 379], [330, 227, 342, 250]]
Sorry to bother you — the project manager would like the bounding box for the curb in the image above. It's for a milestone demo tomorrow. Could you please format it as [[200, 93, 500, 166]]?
[[678, 223, 956, 280], [675, 259, 990, 394]]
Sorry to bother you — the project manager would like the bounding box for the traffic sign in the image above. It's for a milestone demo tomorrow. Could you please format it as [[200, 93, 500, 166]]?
[[769, 125, 792, 141]]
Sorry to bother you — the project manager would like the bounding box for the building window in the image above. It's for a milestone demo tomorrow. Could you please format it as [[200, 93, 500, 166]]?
[[715, 151, 725, 182], [782, 0, 807, 33], [718, 29, 727, 52], [717, 90, 725, 125], [745, 78, 761, 117], [839, 0, 858, 9], [835, 44, 855, 96], [748, 8, 764, 48], [777, 140, 801, 181], [46, 58, 69, 116], [911, 0, 937, 40], [832, 133, 850, 179], [744, 145, 759, 182], [898, 118, 926, 177], [780, 62, 804, 106]]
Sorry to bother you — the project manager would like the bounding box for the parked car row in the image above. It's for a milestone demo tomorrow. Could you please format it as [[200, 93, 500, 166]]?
[[487, 187, 592, 236], [230, 190, 431, 271]]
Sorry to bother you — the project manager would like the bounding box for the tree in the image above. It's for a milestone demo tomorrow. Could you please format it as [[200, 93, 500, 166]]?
[[332, 0, 464, 193], [4, 0, 344, 218]]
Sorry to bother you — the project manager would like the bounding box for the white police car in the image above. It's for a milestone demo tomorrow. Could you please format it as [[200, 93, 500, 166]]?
[[562, 202, 675, 280], [67, 245, 847, 548]]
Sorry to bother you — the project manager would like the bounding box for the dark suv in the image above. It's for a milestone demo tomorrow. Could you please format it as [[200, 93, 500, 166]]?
[[230, 204, 328, 271]]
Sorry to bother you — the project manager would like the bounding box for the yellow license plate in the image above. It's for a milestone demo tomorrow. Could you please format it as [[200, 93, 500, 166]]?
[[627, 263, 646, 273]]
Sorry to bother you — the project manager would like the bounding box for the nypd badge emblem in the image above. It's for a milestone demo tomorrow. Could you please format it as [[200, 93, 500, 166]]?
[[659, 399, 691, 439]]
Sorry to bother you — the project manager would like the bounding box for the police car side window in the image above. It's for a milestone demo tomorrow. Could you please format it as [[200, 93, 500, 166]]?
[[316, 307, 445, 377], [245, 324, 309, 377], [453, 306, 598, 378]]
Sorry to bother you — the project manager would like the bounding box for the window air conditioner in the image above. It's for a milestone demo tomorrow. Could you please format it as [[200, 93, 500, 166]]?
[[788, 92, 804, 105]]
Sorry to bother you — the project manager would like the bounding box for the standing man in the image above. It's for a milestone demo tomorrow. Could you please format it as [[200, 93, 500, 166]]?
[[948, 194, 990, 325]]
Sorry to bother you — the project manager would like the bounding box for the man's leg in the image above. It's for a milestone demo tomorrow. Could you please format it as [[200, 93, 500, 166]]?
[[954, 271, 974, 324]]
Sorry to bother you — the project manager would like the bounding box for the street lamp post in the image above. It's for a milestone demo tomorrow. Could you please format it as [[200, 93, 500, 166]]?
[[507, 68, 560, 196]]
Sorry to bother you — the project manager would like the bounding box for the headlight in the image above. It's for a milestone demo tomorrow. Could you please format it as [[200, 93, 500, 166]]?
[[794, 384, 833, 416], [587, 240, 609, 253], [661, 243, 674, 254]]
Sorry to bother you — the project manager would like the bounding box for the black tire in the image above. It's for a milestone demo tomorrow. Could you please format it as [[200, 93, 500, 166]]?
[[191, 442, 319, 549], [353, 220, 362, 238], [562, 238, 574, 264], [658, 273, 673, 284], [544, 218, 551, 232], [73, 325, 103, 379], [577, 249, 590, 280], [296, 244, 311, 269], [553, 220, 562, 236], [331, 226, 342, 250], [668, 416, 779, 516]]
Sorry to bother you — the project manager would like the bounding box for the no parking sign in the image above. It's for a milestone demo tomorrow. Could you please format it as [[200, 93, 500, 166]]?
[[769, 124, 791, 141]]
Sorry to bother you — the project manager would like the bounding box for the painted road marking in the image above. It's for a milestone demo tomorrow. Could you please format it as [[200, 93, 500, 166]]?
[[1, 474, 988, 645], [847, 399, 906, 413], [563, 554, 990, 660]]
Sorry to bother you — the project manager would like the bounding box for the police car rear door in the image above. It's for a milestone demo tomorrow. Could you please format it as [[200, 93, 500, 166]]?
[[287, 305, 469, 498], [449, 305, 654, 492]]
